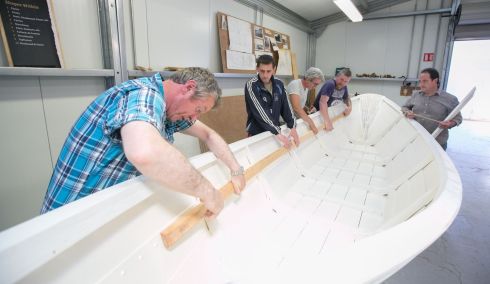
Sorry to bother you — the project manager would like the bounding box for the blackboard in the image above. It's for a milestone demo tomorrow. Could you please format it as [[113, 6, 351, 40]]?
[[0, 0, 63, 67]]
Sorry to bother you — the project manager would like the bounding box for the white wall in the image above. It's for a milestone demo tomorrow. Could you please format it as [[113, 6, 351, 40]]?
[[0, 77, 53, 230], [125, 0, 309, 73], [315, 0, 450, 106], [0, 76, 105, 230], [128, 0, 256, 72]]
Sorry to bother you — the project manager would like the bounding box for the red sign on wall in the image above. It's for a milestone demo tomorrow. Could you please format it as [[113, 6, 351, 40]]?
[[423, 53, 434, 62]]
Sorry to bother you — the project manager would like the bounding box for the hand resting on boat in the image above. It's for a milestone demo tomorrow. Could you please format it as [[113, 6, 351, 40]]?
[[121, 121, 230, 218], [275, 128, 300, 149], [343, 103, 352, 116], [199, 185, 224, 218]]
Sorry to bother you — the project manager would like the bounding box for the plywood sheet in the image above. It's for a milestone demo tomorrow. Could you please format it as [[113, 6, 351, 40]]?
[[198, 95, 248, 152]]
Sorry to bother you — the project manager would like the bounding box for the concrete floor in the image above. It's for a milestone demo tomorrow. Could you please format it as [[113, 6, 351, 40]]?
[[386, 120, 490, 284]]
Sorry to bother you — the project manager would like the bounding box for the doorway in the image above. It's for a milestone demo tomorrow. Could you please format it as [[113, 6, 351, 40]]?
[[446, 40, 490, 121]]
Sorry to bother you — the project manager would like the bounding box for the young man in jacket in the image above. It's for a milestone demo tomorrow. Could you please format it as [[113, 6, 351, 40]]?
[[244, 55, 299, 148]]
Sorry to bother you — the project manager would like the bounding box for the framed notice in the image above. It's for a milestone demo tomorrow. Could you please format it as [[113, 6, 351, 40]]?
[[217, 12, 292, 74], [0, 0, 63, 67]]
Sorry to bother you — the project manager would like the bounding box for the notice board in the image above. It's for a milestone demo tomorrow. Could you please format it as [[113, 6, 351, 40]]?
[[0, 0, 63, 67], [217, 12, 292, 75]]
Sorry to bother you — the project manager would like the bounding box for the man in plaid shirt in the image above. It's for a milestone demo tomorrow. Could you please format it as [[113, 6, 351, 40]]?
[[41, 67, 245, 217]]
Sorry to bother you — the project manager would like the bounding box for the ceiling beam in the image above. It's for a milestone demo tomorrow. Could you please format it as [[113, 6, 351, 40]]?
[[234, 0, 313, 33], [363, 8, 451, 21], [358, 0, 369, 10]]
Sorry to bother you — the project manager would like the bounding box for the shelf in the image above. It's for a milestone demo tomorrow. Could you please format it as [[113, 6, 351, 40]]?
[[0, 67, 291, 80], [128, 70, 292, 80], [0, 67, 114, 77], [352, 77, 418, 82], [325, 75, 418, 82], [128, 70, 170, 78], [1, 67, 412, 82]]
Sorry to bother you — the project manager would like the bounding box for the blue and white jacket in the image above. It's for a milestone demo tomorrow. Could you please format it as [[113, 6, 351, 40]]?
[[244, 74, 296, 136]]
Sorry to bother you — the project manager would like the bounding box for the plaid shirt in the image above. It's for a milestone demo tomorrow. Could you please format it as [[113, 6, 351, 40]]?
[[41, 73, 193, 213]]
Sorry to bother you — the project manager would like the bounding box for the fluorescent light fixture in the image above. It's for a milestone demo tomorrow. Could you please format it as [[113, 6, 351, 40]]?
[[334, 0, 363, 22]]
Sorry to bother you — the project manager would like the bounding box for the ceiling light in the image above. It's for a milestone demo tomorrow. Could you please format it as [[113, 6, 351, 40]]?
[[334, 0, 363, 22]]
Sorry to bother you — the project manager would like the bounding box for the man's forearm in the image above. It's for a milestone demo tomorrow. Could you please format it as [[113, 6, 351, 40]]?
[[344, 96, 351, 107], [320, 103, 331, 124], [121, 122, 214, 200], [295, 107, 314, 127], [301, 112, 317, 131], [203, 129, 241, 172]]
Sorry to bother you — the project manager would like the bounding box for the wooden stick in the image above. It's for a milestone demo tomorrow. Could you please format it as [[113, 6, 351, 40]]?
[[411, 113, 442, 124], [160, 113, 345, 249], [160, 147, 288, 248]]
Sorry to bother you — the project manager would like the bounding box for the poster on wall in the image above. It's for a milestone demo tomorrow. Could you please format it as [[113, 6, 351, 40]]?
[[0, 0, 63, 67], [275, 49, 292, 76]]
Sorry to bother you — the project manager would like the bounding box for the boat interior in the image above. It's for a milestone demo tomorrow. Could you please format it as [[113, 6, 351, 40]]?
[[0, 93, 462, 284]]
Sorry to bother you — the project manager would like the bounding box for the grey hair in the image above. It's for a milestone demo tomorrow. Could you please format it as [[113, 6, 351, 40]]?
[[336, 68, 352, 78], [303, 67, 325, 82], [169, 67, 222, 108]]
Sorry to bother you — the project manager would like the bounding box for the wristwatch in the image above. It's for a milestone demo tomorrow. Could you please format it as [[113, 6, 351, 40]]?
[[230, 166, 245, 176]]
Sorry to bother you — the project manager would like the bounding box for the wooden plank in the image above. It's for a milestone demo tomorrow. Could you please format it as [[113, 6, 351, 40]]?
[[0, 12, 13, 66], [161, 146, 288, 248], [198, 95, 248, 153], [291, 52, 298, 79], [161, 113, 346, 249]]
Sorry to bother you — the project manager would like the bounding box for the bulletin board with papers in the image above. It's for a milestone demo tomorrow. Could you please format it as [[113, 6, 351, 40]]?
[[217, 12, 292, 75]]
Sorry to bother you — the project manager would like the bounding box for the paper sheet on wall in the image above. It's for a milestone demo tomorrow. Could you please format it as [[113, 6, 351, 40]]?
[[276, 49, 292, 75], [227, 16, 252, 53], [255, 51, 273, 59], [226, 50, 256, 70]]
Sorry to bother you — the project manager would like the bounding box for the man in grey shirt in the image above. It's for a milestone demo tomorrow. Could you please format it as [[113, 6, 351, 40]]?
[[402, 68, 462, 150]]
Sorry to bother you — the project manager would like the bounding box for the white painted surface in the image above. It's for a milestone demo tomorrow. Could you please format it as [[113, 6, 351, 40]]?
[[315, 0, 450, 106], [123, 0, 135, 70], [130, 0, 150, 69], [148, 0, 209, 69], [50, 0, 103, 69], [0, 77, 53, 230], [0, 77, 107, 231], [0, 94, 462, 284], [40, 77, 105, 162], [273, 0, 340, 21], [128, 0, 308, 72], [386, 120, 490, 284], [447, 40, 490, 121]]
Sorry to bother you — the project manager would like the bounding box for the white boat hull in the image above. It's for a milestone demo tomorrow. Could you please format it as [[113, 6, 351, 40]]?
[[0, 94, 462, 284]]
